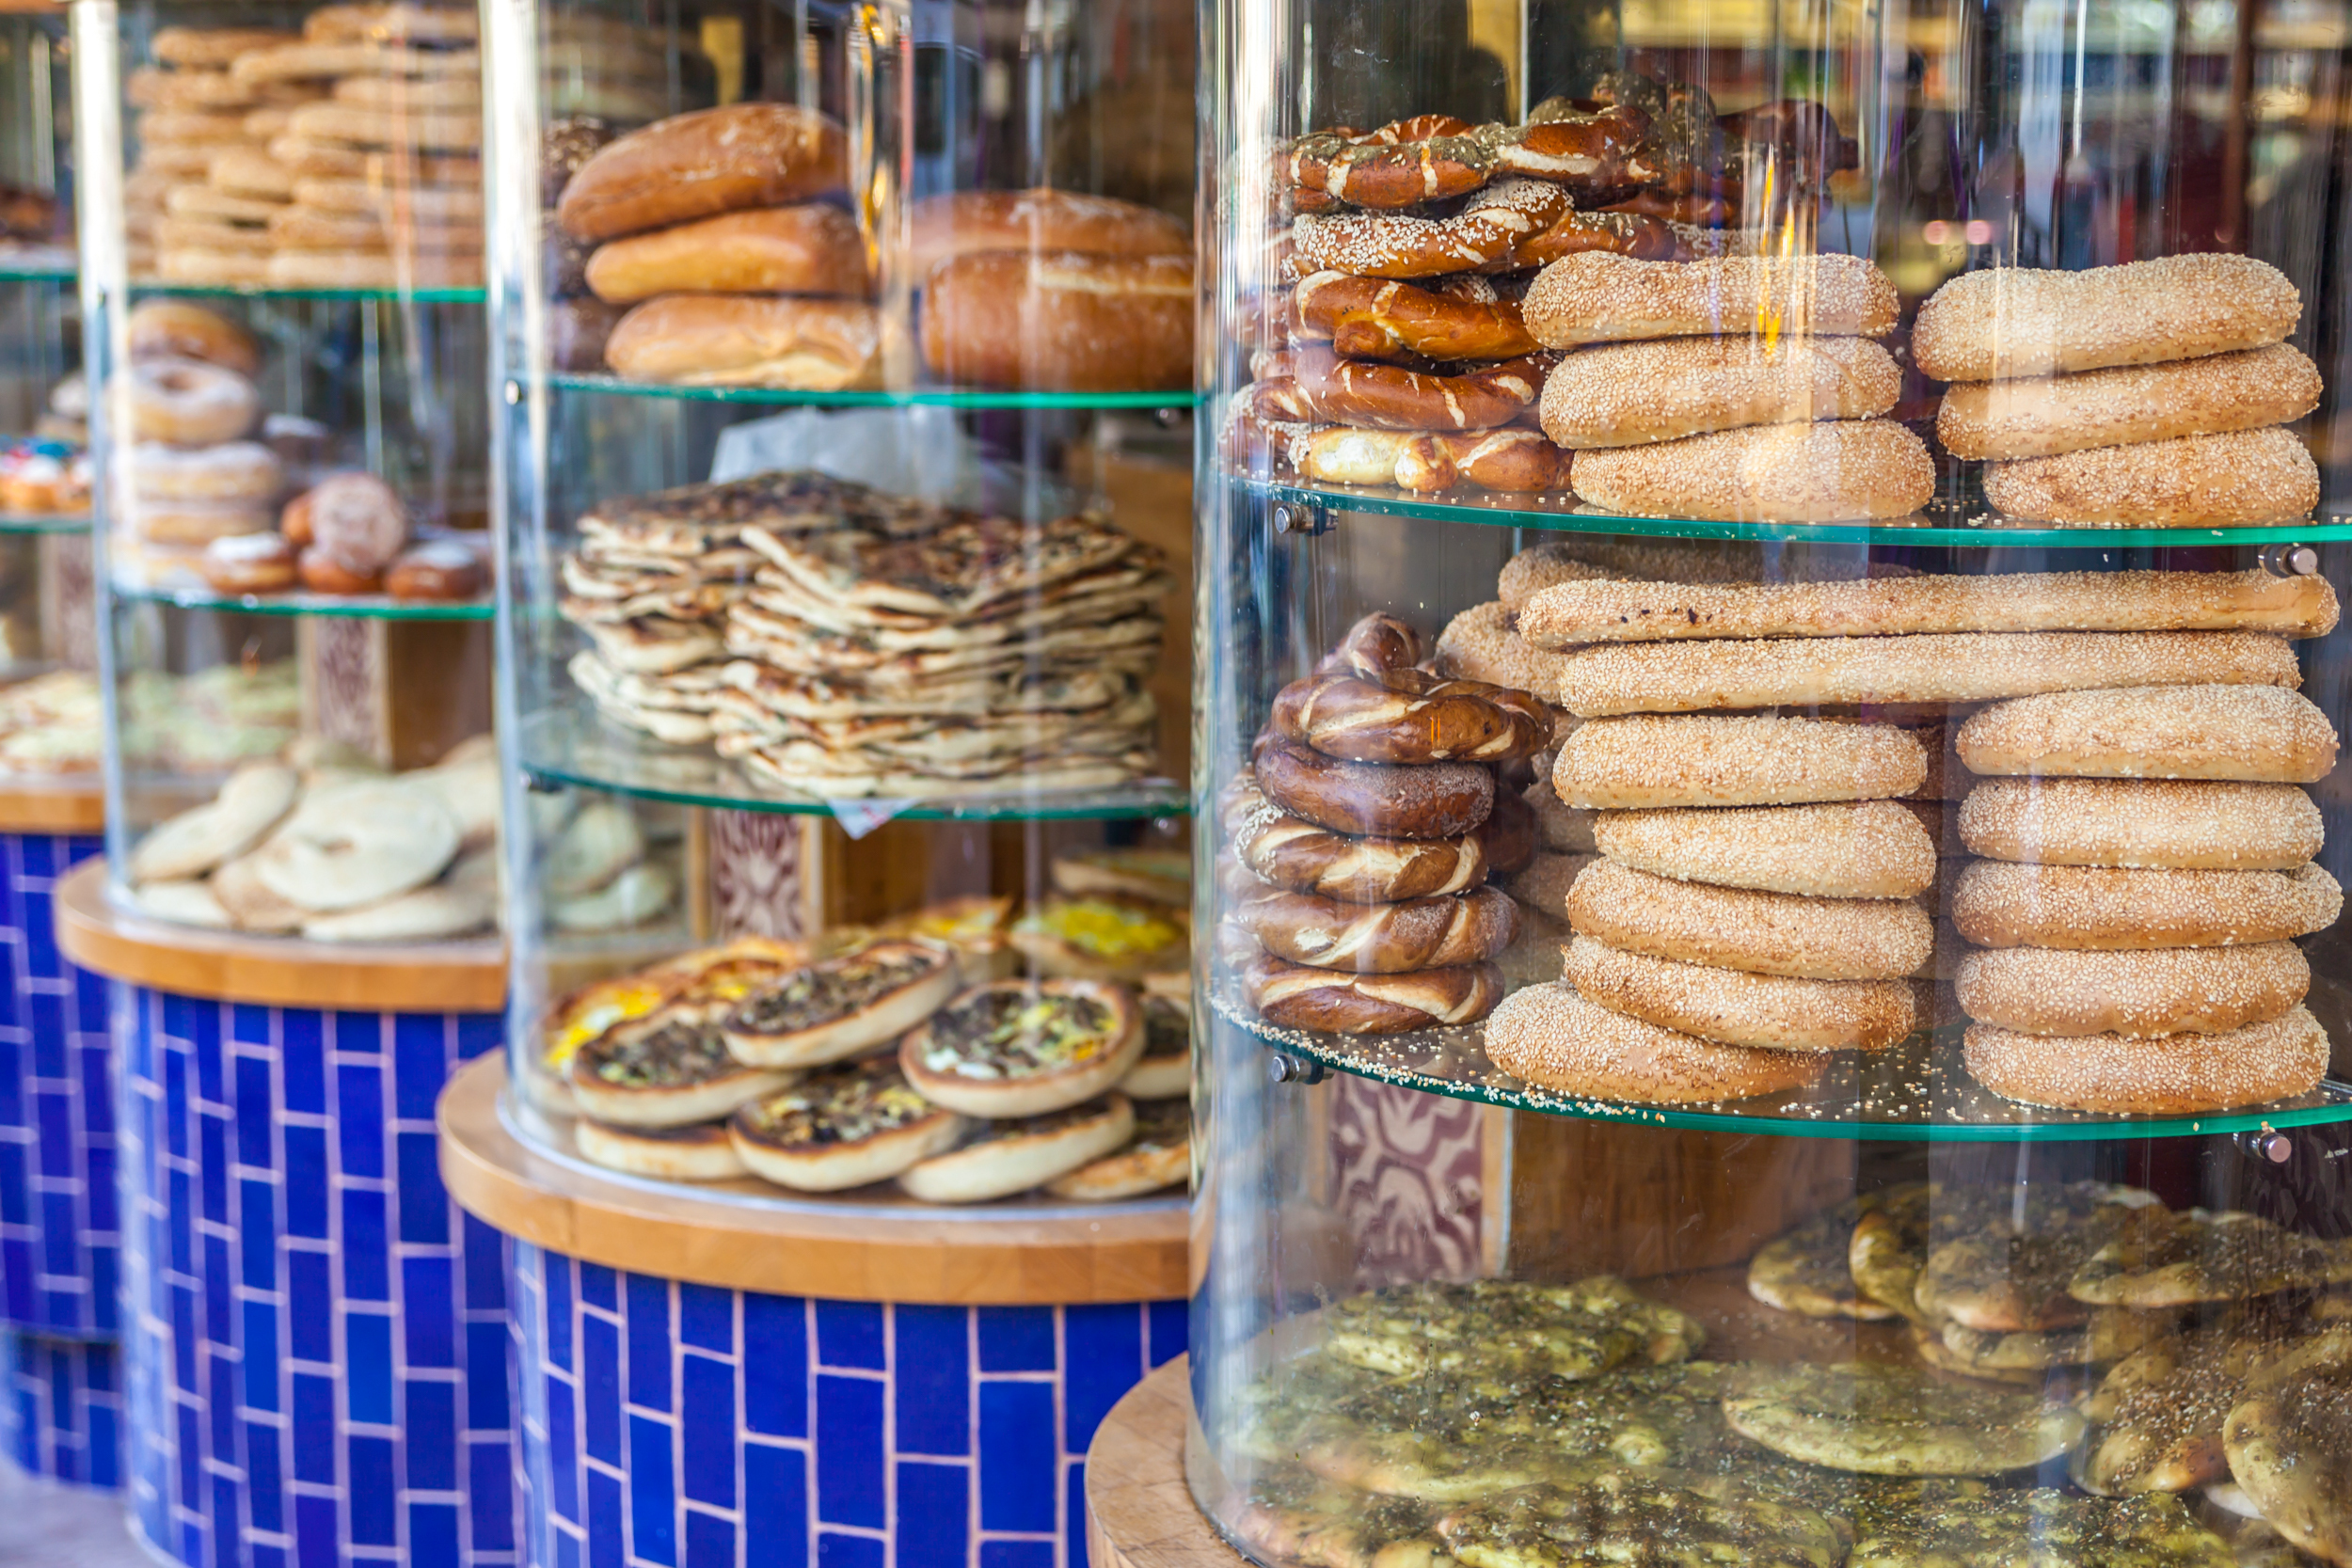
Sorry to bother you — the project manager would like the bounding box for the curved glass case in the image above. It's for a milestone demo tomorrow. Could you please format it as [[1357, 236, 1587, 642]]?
[[72, 0, 497, 940], [1194, 1, 2352, 1561], [489, 0, 1197, 1212]]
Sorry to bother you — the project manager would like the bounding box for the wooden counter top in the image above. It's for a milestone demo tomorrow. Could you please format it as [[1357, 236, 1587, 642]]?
[[0, 774, 103, 835]]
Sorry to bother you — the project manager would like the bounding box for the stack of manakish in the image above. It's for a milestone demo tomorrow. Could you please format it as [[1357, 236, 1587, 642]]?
[[1916, 254, 2323, 527], [1475, 562, 2341, 1111]]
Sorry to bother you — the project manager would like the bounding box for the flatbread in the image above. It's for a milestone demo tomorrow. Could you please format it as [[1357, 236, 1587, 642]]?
[[1432, 1469, 1844, 1568], [1724, 1364, 2087, 1475], [710, 657, 1137, 721], [1848, 1488, 2232, 1568], [577, 617, 723, 674], [2222, 1327, 2352, 1566], [1751, 1196, 1903, 1322], [575, 470, 933, 558], [1321, 1276, 1704, 1382], [743, 511, 1146, 617], [2079, 1329, 2299, 1496], [2073, 1210, 2352, 1307]]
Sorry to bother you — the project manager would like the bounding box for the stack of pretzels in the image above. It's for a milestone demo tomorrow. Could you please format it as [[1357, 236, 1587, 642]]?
[[1230, 613, 1549, 1035]]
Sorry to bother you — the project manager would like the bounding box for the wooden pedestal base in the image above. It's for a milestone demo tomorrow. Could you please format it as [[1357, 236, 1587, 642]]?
[[1086, 1357, 1246, 1568]]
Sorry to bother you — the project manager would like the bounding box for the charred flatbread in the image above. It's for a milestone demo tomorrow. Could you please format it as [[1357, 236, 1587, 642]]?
[[898, 977, 1141, 1117], [578, 617, 724, 674], [728, 1060, 966, 1192], [743, 511, 1147, 618], [577, 470, 934, 558], [898, 1093, 1134, 1203], [720, 939, 959, 1069]]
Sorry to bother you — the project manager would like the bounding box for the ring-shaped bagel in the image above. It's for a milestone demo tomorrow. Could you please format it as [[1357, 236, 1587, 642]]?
[[1564, 934, 1915, 1053], [1563, 857, 1932, 980], [1553, 714, 1927, 809], [1955, 684, 2339, 784], [1955, 942, 2309, 1038], [1485, 982, 1827, 1103], [1951, 861, 2341, 950], [1964, 1007, 2328, 1115], [1959, 778, 2323, 871], [1589, 800, 1936, 899]]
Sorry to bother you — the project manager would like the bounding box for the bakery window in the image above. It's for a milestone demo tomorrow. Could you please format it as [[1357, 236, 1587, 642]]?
[[1192, 0, 2352, 1563]]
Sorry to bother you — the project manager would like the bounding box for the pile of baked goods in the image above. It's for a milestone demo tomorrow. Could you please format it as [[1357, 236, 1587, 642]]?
[[118, 660, 302, 774], [530, 792, 679, 935], [121, 734, 502, 941], [0, 672, 103, 775], [0, 437, 90, 516]]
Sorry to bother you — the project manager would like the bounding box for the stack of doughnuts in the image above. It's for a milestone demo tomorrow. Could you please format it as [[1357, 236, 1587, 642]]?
[[1232, 613, 1544, 1036], [115, 301, 279, 584], [1916, 254, 2322, 527]]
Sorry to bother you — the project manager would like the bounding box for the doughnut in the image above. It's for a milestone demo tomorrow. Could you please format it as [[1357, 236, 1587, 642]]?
[[1552, 631, 2301, 718], [1517, 569, 2339, 650], [1963, 1007, 2328, 1115], [920, 252, 1191, 393], [1234, 884, 1518, 973], [1552, 714, 1926, 808], [200, 531, 297, 594], [1272, 422, 1568, 494], [385, 539, 486, 601], [130, 440, 284, 503], [1279, 108, 1653, 210], [1911, 255, 2301, 381], [1475, 787, 1538, 876], [1434, 601, 1576, 695], [557, 103, 848, 243], [909, 188, 1186, 274], [1254, 739, 1493, 840], [1291, 269, 1538, 362], [1242, 953, 1503, 1035], [297, 545, 380, 594], [132, 499, 273, 546], [1569, 420, 1935, 524], [302, 472, 409, 575], [123, 356, 261, 445], [1270, 665, 1549, 764], [1521, 252, 1899, 346], [129, 299, 261, 380], [1564, 858, 1934, 980], [1960, 778, 2323, 870], [1957, 941, 2308, 1037], [1315, 612, 1424, 677], [1289, 178, 1573, 279], [1485, 982, 1827, 1103], [583, 203, 870, 305], [1539, 336, 1900, 449], [1565, 934, 1916, 1053], [1951, 861, 2341, 950], [1234, 803, 1488, 903], [1285, 345, 1546, 433], [1591, 800, 1936, 900], [1937, 344, 2322, 459], [1955, 685, 2339, 784], [1980, 427, 2319, 528]]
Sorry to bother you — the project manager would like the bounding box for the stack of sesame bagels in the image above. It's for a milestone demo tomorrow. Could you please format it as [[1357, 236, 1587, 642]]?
[[1915, 254, 2322, 527]]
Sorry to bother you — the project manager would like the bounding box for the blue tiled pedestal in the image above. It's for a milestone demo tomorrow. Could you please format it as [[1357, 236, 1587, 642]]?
[[440, 1055, 1191, 1568]]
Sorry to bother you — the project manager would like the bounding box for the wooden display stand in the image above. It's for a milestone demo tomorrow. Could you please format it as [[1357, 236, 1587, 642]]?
[[1087, 1358, 1243, 1568], [0, 775, 101, 836]]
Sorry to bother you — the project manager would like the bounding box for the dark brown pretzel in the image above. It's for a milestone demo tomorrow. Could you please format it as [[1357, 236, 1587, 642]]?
[[1242, 952, 1505, 1034], [1281, 106, 1655, 212], [1235, 809, 1489, 903], [1290, 346, 1546, 433], [1290, 178, 1573, 278], [1510, 209, 1684, 268], [1293, 271, 1539, 363], [1235, 883, 1519, 973], [1272, 666, 1549, 764], [1255, 738, 1493, 840], [1315, 612, 1425, 677]]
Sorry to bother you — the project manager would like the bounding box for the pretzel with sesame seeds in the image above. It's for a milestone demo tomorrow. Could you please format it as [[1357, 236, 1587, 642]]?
[[1281, 106, 1658, 213], [1292, 178, 1576, 279]]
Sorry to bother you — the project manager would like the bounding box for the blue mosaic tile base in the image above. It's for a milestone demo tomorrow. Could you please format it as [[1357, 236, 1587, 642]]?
[[0, 832, 116, 1338], [2, 1328, 122, 1487], [510, 1243, 1186, 1568], [118, 988, 518, 1567]]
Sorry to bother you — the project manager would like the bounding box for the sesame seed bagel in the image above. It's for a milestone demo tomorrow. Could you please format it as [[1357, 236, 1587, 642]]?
[[1589, 800, 1937, 899], [1955, 685, 2339, 784], [1485, 981, 1827, 1103], [1954, 861, 2342, 950], [1564, 858, 1934, 980], [1981, 427, 2320, 528], [1565, 934, 1916, 1053], [1937, 344, 2323, 460], [1538, 334, 1900, 450], [1955, 941, 2309, 1037], [1911, 255, 2302, 381], [1959, 778, 2324, 870], [1521, 251, 1899, 347], [1433, 599, 1576, 696], [1963, 1007, 2328, 1115], [1569, 419, 1935, 524], [1552, 714, 1927, 808]]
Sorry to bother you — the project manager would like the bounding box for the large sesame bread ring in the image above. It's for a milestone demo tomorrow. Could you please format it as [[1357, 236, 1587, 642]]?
[[1564, 858, 1934, 980], [123, 356, 261, 445], [1963, 1007, 2328, 1115], [1590, 800, 1936, 899], [1955, 942, 2309, 1037], [1936, 344, 2322, 460], [1565, 935, 1916, 1053], [1980, 427, 2320, 528], [1569, 420, 1935, 524], [1254, 738, 1494, 840], [1552, 714, 1927, 809], [1291, 269, 1539, 362], [1234, 809, 1489, 904], [1516, 568, 2340, 650], [1484, 981, 1828, 1103], [1235, 884, 1518, 974], [1521, 251, 1900, 346], [1538, 335, 1900, 450], [1956, 685, 2339, 784], [1435, 601, 1577, 695], [1271, 665, 1549, 765], [1288, 177, 1574, 279], [1243, 953, 1504, 1035], [1960, 778, 2324, 870], [1910, 255, 2301, 381], [1952, 861, 2341, 950], [1553, 631, 2302, 718]]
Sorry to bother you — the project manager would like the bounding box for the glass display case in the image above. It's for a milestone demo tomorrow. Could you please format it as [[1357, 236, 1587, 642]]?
[[1193, 0, 2352, 1562], [489, 0, 1198, 1213]]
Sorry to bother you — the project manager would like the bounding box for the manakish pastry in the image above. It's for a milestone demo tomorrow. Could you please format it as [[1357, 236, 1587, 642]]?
[[898, 978, 1142, 1117], [1848, 1184, 1938, 1323], [2072, 1207, 2352, 1307], [1007, 897, 1188, 981], [1964, 1010, 2331, 1115], [2222, 1329, 2352, 1566], [717, 939, 960, 1068], [1117, 975, 1190, 1101], [897, 1094, 1135, 1204], [1432, 1471, 1844, 1568], [1749, 1195, 1904, 1321], [1722, 1363, 2089, 1475], [2079, 1330, 2295, 1497], [1938, 1308, 2174, 1373], [1042, 1096, 1187, 1200], [872, 895, 1018, 982], [1319, 1275, 1704, 1380], [728, 1060, 966, 1192], [1483, 981, 1828, 1103], [574, 1119, 748, 1181], [1848, 1489, 2231, 1567], [1954, 684, 2339, 784]]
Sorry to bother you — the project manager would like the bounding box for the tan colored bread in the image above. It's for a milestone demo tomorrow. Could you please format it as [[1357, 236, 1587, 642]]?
[[920, 251, 1190, 392], [1485, 981, 1827, 1103], [910, 188, 1186, 275], [1242, 953, 1503, 1035], [1956, 941, 2308, 1037], [1951, 861, 2341, 950], [1540, 335, 1899, 449], [1955, 685, 2339, 784], [1522, 251, 1899, 346], [1911, 255, 2301, 381], [1569, 420, 1934, 524], [1433, 600, 1576, 696], [1563, 858, 1933, 980], [601, 295, 890, 390], [1565, 935, 1915, 1053], [584, 204, 871, 305], [1980, 428, 2319, 528], [1937, 345, 2321, 459], [1960, 778, 2324, 871], [1234, 884, 1518, 974], [557, 103, 848, 243], [285, 101, 482, 152], [1963, 1007, 2327, 1114], [1591, 800, 1936, 900], [1552, 714, 1926, 809]]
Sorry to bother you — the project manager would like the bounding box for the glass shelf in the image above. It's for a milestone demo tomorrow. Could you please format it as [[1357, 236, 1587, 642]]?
[[1213, 982, 2352, 1143], [544, 372, 1198, 413], [519, 703, 1189, 823], [0, 261, 72, 284], [111, 582, 494, 621], [0, 510, 87, 534], [127, 283, 485, 306]]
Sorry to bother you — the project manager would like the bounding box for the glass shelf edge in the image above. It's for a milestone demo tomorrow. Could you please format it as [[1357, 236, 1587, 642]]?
[[544, 372, 1198, 412], [124, 283, 485, 304], [110, 584, 493, 621]]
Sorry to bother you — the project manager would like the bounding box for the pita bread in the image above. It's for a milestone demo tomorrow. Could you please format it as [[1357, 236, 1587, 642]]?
[[575, 470, 929, 558], [743, 512, 1147, 617], [710, 658, 1137, 721]]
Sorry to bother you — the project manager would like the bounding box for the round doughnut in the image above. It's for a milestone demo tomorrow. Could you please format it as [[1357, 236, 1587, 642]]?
[[1910, 255, 2300, 381], [1234, 884, 1518, 973], [297, 545, 380, 594], [1954, 942, 2309, 1037], [132, 500, 273, 546], [1565, 934, 1916, 1053], [1569, 420, 1934, 524], [1564, 858, 1933, 980], [1234, 804, 1487, 903], [1979, 428, 2319, 528], [1289, 178, 1572, 280], [1271, 665, 1549, 764], [130, 440, 283, 504], [1521, 252, 1899, 347], [1963, 1007, 2328, 1115], [200, 532, 297, 594], [1553, 631, 2303, 719], [1242, 953, 1503, 1036], [1937, 345, 2322, 460], [128, 299, 260, 374], [1590, 800, 1936, 900], [1253, 739, 1493, 840], [123, 356, 261, 445], [1539, 335, 1900, 450], [1951, 861, 2341, 950], [1956, 685, 2338, 784], [1475, 787, 1537, 876], [1285, 345, 1546, 434], [1553, 714, 1927, 808], [302, 472, 409, 576], [384, 539, 486, 601], [1484, 982, 1827, 1103], [1292, 269, 1538, 362], [1959, 778, 2323, 870]]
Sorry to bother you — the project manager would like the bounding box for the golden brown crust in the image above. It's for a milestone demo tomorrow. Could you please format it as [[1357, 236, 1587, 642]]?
[[1955, 684, 2339, 784], [1563, 857, 1934, 980], [1484, 981, 1826, 1103], [1956, 942, 2309, 1037], [1959, 778, 2324, 871], [1234, 808, 1489, 903], [1936, 345, 2322, 459], [1521, 252, 1899, 346], [1569, 420, 1934, 524], [910, 188, 1186, 274], [1433, 600, 1577, 697], [557, 104, 848, 243], [1591, 800, 1936, 899], [601, 295, 889, 390], [1552, 714, 1926, 808], [1981, 428, 2320, 528], [1951, 861, 2341, 950], [1254, 739, 1494, 841], [1963, 1006, 2327, 1114], [1243, 953, 1504, 1035], [1911, 256, 2302, 380], [919, 251, 1191, 392], [583, 205, 871, 304], [1271, 666, 1549, 765], [1540, 335, 1899, 449], [1234, 884, 1518, 973], [1497, 543, 1623, 610], [1565, 935, 1915, 1053]]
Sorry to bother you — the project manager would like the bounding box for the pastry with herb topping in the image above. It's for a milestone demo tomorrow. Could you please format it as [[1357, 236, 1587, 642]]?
[[898, 1093, 1134, 1204], [1009, 895, 1188, 981], [1322, 1276, 1704, 1382], [2074, 1209, 2352, 1307], [899, 977, 1142, 1116], [1848, 1487, 2232, 1568], [1118, 972, 1190, 1100], [1723, 1364, 2087, 1475], [2223, 1328, 2352, 1566], [1043, 1096, 1186, 1201], [720, 938, 960, 1068], [1749, 1193, 1907, 1322], [728, 1060, 966, 1191], [874, 894, 1017, 980], [1431, 1465, 1845, 1568], [570, 1005, 798, 1126]]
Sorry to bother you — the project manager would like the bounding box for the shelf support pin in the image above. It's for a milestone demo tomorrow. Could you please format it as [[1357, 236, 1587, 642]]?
[[1267, 1053, 1325, 1085], [1272, 499, 1331, 537], [2258, 543, 2320, 578], [2236, 1127, 2294, 1163]]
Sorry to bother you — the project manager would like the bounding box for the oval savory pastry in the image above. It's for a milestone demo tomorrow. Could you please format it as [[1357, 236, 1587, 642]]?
[[1847, 1487, 2232, 1568], [570, 1006, 797, 1127], [1431, 1466, 1845, 1568], [532, 934, 803, 1109], [1321, 1276, 1704, 1382], [720, 938, 961, 1068], [2078, 1328, 2288, 1497], [1118, 973, 1190, 1100], [1749, 1194, 1905, 1323], [728, 1060, 966, 1192], [1008, 895, 1189, 981], [1050, 846, 1191, 908], [1043, 1096, 1186, 1201], [898, 977, 1143, 1117], [1723, 1364, 2087, 1476], [2224, 1328, 2352, 1568], [574, 1118, 748, 1182], [2073, 1208, 2352, 1307], [875, 894, 1017, 980], [897, 1094, 1134, 1204]]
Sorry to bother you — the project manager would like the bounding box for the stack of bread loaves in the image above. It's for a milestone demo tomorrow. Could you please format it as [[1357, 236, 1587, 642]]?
[[1232, 614, 1542, 1036], [1916, 254, 2322, 527]]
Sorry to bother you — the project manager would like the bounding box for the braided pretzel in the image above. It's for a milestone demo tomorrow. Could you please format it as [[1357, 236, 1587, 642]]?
[[1255, 738, 1493, 839], [1294, 271, 1539, 362], [1242, 952, 1505, 1034], [1272, 665, 1549, 764], [1290, 345, 1547, 432], [1235, 805, 1489, 903], [1511, 208, 1685, 267], [1288, 423, 1567, 494], [1282, 107, 1655, 211], [1292, 178, 1573, 278], [1236, 883, 1519, 973], [1315, 612, 1425, 677]]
